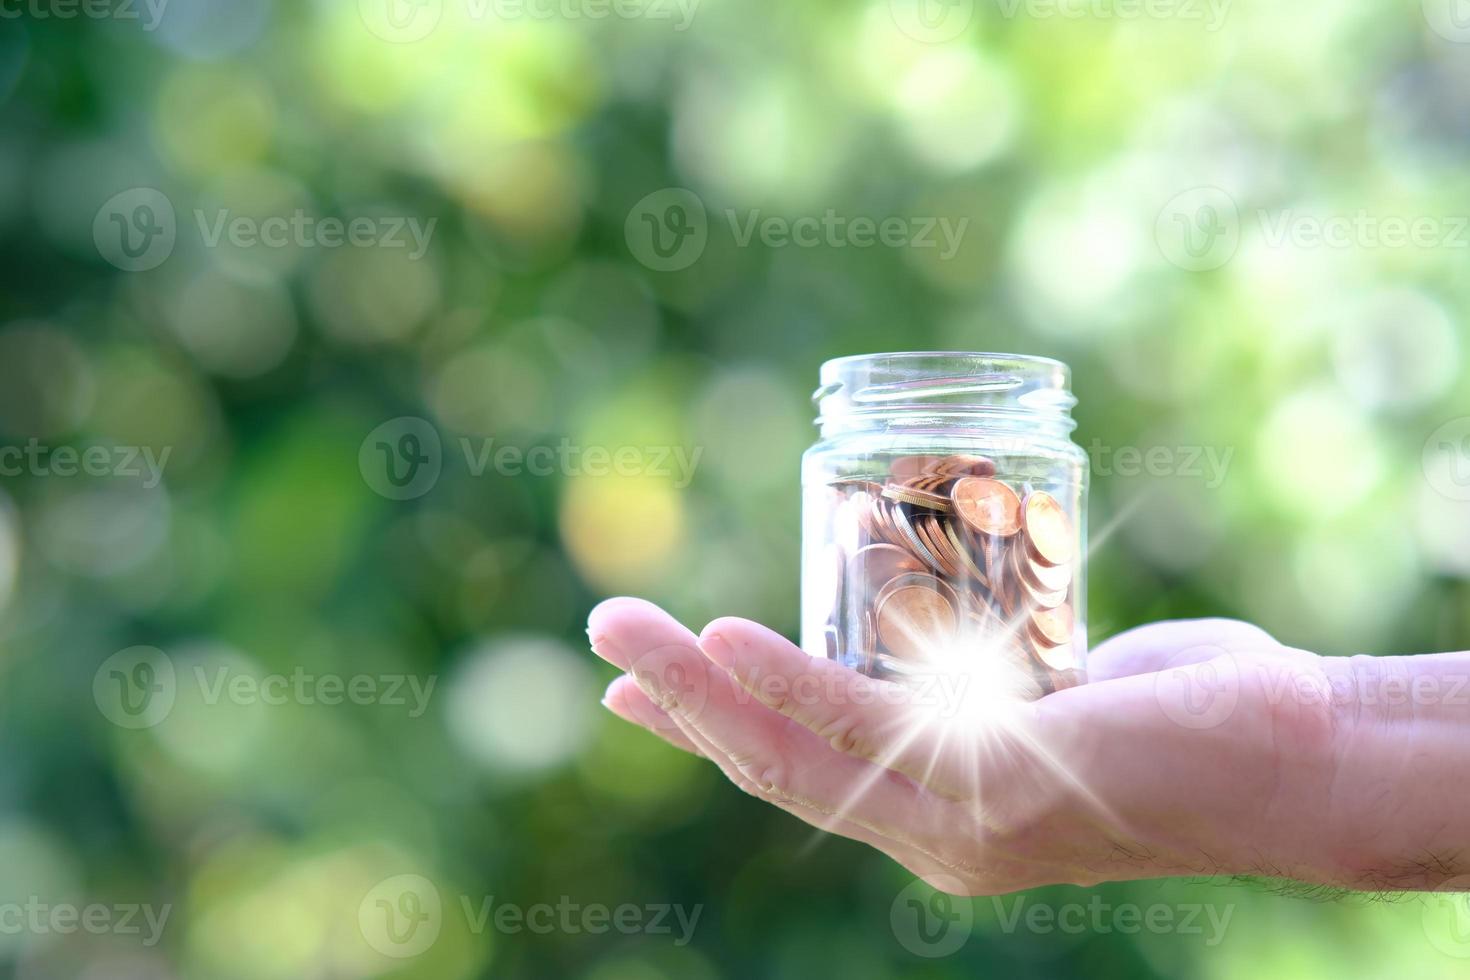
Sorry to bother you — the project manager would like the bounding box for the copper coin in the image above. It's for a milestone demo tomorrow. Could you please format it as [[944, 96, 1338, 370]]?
[[847, 543, 924, 594], [882, 483, 954, 512], [915, 515, 962, 579], [1030, 638, 1077, 672], [875, 585, 958, 662], [1029, 603, 1074, 647], [951, 477, 1022, 537], [1019, 552, 1071, 594], [1009, 542, 1066, 609], [1021, 491, 1074, 567], [891, 506, 948, 575], [889, 455, 945, 481], [927, 454, 997, 478], [943, 521, 988, 585], [874, 571, 959, 613]]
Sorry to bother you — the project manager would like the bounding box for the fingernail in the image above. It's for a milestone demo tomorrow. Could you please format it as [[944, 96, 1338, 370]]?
[[588, 631, 622, 665], [699, 630, 735, 671]]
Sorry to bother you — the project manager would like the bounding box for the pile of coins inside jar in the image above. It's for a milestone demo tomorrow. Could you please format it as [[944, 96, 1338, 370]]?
[[820, 453, 1083, 700]]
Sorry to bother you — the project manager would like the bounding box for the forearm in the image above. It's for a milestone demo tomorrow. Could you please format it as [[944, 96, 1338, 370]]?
[[1314, 652, 1470, 889], [1036, 649, 1470, 891]]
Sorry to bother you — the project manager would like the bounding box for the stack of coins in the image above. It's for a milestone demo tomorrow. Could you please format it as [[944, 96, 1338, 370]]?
[[820, 454, 1083, 699]]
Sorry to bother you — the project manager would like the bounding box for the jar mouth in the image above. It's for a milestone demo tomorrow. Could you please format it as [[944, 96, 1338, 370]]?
[[814, 351, 1076, 431]]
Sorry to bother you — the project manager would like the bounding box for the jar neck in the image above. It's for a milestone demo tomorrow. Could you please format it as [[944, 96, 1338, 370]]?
[[813, 352, 1077, 441]]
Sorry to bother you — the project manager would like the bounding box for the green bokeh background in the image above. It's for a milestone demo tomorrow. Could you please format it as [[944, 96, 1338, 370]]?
[[3, 0, 1470, 976]]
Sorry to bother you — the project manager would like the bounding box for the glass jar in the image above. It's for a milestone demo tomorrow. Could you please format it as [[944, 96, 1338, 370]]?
[[801, 352, 1088, 703]]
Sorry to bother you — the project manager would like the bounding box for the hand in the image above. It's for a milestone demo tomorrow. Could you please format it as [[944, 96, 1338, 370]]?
[[588, 598, 1470, 896]]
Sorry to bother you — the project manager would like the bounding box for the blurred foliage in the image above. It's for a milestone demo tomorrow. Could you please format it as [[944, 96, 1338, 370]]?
[[2, 0, 1470, 977]]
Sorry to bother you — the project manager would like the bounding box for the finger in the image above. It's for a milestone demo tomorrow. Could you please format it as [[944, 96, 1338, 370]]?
[[602, 675, 703, 757], [698, 616, 1032, 800], [1086, 618, 1280, 682], [587, 598, 953, 841], [635, 675, 974, 885]]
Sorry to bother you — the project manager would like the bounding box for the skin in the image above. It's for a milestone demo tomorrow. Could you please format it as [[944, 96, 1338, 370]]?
[[588, 597, 1470, 897]]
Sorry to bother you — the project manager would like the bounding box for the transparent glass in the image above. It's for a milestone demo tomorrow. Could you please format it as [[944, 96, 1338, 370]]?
[[801, 352, 1089, 703]]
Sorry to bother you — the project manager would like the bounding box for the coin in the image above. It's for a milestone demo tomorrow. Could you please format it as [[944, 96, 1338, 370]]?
[[943, 521, 988, 585], [1018, 552, 1071, 594], [875, 585, 958, 662], [917, 515, 962, 579], [818, 458, 1083, 702], [892, 506, 948, 575], [882, 483, 955, 512], [874, 571, 959, 613], [1021, 491, 1074, 567], [848, 543, 925, 594], [1009, 542, 1066, 609], [927, 454, 997, 478], [951, 477, 1022, 537], [1031, 639, 1076, 672], [889, 455, 945, 481], [1028, 603, 1074, 647]]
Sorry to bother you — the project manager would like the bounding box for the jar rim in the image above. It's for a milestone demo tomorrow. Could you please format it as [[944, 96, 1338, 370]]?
[[819, 350, 1069, 373], [813, 350, 1076, 434]]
